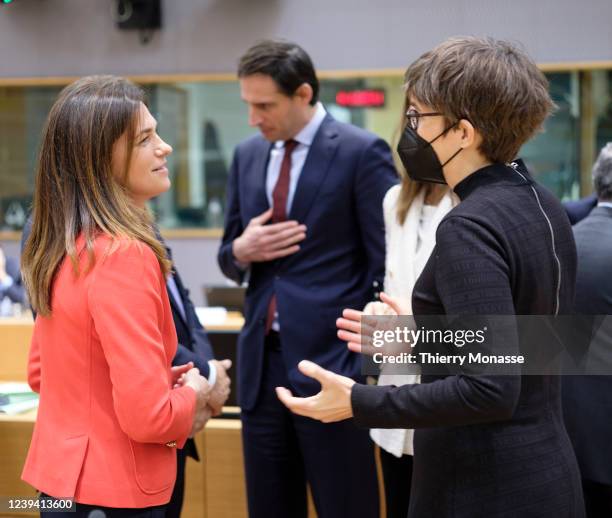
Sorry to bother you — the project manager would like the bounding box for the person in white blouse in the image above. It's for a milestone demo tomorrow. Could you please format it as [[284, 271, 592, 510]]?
[[364, 167, 456, 518]]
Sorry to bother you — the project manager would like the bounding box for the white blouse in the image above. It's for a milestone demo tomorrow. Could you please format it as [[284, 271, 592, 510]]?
[[369, 184, 456, 457]]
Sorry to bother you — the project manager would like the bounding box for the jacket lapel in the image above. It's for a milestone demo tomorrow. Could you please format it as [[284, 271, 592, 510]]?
[[167, 272, 189, 328], [155, 230, 190, 330], [248, 139, 274, 218], [288, 115, 339, 223]]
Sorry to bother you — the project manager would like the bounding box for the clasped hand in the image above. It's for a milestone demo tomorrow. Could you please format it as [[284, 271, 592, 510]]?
[[207, 359, 232, 416], [232, 208, 307, 264], [172, 359, 233, 436]]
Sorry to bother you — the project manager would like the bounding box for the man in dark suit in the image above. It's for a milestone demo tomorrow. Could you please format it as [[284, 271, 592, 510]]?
[[162, 240, 231, 518], [562, 143, 612, 517], [217, 40, 397, 518]]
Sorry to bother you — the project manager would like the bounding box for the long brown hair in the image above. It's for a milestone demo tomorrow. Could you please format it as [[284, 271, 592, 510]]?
[[22, 75, 170, 316]]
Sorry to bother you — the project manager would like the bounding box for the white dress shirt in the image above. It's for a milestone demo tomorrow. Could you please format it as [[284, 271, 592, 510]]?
[[265, 102, 327, 216], [266, 102, 326, 331]]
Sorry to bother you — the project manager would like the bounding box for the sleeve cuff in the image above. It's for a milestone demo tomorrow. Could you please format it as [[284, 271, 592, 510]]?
[[0, 276, 14, 289], [350, 383, 387, 429], [207, 361, 217, 386], [233, 258, 250, 272], [174, 385, 197, 448]]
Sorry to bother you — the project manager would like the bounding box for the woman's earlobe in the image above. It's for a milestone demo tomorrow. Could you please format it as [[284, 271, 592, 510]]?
[[460, 120, 476, 147]]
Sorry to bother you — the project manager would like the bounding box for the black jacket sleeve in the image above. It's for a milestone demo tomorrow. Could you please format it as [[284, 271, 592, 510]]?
[[352, 216, 521, 429]]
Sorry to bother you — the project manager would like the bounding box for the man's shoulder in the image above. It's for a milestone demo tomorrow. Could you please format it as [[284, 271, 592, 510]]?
[[325, 116, 383, 146], [574, 206, 612, 237], [563, 194, 597, 225], [233, 117, 387, 156], [564, 194, 597, 211], [235, 133, 270, 156]]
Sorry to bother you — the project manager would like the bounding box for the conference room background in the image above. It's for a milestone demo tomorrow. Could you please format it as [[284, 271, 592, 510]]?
[[2, 0, 612, 304]]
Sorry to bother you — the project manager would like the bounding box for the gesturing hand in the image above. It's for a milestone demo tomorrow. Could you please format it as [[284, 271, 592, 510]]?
[[232, 208, 307, 264], [337, 292, 408, 355], [275, 360, 355, 423], [208, 359, 232, 416]]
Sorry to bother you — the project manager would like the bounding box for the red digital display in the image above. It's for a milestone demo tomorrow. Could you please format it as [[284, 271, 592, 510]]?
[[335, 89, 386, 108]]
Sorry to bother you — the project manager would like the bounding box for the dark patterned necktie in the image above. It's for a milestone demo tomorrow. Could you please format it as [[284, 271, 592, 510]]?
[[266, 139, 298, 334]]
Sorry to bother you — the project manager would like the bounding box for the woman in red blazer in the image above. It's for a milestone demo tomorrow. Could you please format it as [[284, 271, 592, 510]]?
[[21, 76, 210, 517]]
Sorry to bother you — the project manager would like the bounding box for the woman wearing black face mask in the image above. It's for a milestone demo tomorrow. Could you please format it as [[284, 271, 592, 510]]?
[[276, 36, 585, 518]]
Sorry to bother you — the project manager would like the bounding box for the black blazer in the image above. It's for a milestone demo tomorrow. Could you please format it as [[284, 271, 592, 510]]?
[[562, 205, 612, 485], [352, 162, 584, 517]]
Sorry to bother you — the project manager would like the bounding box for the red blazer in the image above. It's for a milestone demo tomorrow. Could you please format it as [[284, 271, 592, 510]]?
[[22, 235, 196, 508]]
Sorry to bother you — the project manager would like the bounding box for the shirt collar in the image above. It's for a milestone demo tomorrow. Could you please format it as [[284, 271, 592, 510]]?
[[274, 102, 327, 149], [597, 201, 612, 209], [452, 162, 530, 201]]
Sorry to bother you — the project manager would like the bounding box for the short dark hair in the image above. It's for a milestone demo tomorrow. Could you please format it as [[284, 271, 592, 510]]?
[[238, 39, 319, 106], [404, 36, 555, 164], [592, 143, 612, 201]]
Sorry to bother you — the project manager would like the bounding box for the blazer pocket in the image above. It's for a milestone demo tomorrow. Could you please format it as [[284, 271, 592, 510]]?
[[128, 440, 176, 494]]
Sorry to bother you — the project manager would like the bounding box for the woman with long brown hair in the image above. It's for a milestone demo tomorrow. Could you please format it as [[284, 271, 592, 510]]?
[[21, 75, 210, 517]]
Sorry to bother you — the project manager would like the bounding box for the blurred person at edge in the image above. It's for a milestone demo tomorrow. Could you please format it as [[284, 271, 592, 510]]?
[[0, 245, 26, 316], [218, 40, 397, 518], [361, 97, 458, 517], [562, 143, 612, 518], [21, 75, 211, 518], [277, 37, 586, 518]]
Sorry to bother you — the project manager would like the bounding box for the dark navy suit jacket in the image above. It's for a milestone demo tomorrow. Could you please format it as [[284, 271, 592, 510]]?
[[562, 205, 612, 485], [564, 193, 597, 225], [160, 239, 215, 461], [163, 244, 214, 379], [218, 114, 398, 411]]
